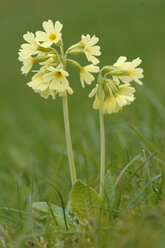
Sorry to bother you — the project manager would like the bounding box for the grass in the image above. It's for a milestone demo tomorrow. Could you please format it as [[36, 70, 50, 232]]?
[[0, 0, 165, 247]]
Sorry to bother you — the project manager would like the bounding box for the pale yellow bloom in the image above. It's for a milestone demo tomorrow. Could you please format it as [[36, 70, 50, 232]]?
[[18, 32, 40, 61], [68, 34, 101, 64], [89, 83, 135, 114], [43, 67, 73, 94], [113, 56, 144, 85], [82, 35, 101, 64], [80, 64, 99, 87], [82, 34, 101, 64], [93, 96, 123, 114], [18, 32, 42, 74], [35, 88, 56, 99], [20, 56, 34, 75], [36, 20, 63, 48], [27, 71, 56, 99]]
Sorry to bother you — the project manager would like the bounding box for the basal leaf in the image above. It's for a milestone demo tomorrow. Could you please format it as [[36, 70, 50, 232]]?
[[32, 202, 73, 229], [69, 180, 103, 224]]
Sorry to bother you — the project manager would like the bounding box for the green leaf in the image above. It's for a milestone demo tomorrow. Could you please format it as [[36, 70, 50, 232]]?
[[32, 202, 73, 229], [69, 180, 103, 224], [104, 170, 115, 207]]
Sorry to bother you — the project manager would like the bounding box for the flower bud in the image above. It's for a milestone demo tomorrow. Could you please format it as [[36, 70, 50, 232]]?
[[103, 65, 116, 72], [37, 46, 55, 53], [109, 69, 128, 76], [68, 48, 84, 55], [33, 56, 50, 63], [68, 59, 82, 70]]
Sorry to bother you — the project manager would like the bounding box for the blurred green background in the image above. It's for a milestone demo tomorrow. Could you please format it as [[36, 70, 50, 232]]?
[[0, 0, 165, 208]]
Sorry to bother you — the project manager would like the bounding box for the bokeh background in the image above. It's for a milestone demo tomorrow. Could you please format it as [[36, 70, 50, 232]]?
[[0, 0, 165, 208]]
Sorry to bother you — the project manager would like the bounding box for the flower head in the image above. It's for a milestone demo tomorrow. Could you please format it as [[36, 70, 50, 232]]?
[[80, 64, 99, 88], [89, 80, 135, 115], [36, 20, 63, 48], [113, 56, 144, 85]]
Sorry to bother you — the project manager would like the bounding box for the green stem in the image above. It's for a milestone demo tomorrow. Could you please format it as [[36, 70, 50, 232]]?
[[99, 84, 105, 199], [63, 91, 77, 185]]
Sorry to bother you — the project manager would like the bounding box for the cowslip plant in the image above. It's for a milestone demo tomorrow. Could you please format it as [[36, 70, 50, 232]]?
[[18, 20, 100, 186], [89, 56, 143, 199], [18, 20, 143, 228]]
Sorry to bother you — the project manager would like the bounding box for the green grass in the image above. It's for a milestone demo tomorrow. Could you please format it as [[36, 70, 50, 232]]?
[[0, 0, 165, 247]]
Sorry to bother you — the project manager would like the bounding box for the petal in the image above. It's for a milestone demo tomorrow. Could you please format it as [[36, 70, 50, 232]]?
[[87, 46, 101, 56], [114, 56, 127, 67], [120, 76, 132, 84], [36, 31, 48, 41], [43, 72, 53, 82], [80, 75, 85, 88], [88, 35, 99, 46], [67, 87, 73, 95], [85, 65, 100, 73], [89, 85, 98, 98], [50, 79, 60, 90], [55, 21, 63, 33], [132, 57, 142, 67], [41, 40, 54, 48], [81, 71, 94, 85], [61, 76, 69, 88], [43, 20, 54, 34], [85, 52, 100, 64], [132, 78, 143, 85], [60, 69, 69, 77], [23, 32, 35, 44]]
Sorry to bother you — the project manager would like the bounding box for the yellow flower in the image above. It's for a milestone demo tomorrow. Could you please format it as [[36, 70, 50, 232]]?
[[113, 56, 144, 85], [36, 20, 63, 48], [43, 67, 73, 94], [18, 32, 40, 60], [82, 35, 101, 64], [89, 83, 135, 114], [80, 64, 99, 87], [27, 71, 56, 99], [68, 34, 101, 64], [20, 56, 34, 75]]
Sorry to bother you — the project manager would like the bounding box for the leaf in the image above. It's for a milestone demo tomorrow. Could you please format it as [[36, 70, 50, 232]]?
[[32, 202, 73, 229], [103, 170, 115, 207], [69, 180, 103, 224]]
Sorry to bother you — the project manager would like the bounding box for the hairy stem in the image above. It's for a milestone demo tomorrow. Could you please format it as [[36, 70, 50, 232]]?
[[99, 84, 105, 199], [63, 91, 77, 185]]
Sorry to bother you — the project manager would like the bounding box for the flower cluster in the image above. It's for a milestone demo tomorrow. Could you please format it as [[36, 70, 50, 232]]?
[[89, 56, 144, 114], [18, 20, 143, 115], [18, 20, 101, 99]]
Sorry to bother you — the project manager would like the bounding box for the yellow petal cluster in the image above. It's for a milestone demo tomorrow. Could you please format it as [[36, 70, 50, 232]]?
[[18, 20, 101, 99], [36, 20, 63, 48], [89, 55, 143, 115], [89, 83, 135, 114], [113, 56, 144, 85], [68, 34, 101, 64], [80, 65, 99, 88]]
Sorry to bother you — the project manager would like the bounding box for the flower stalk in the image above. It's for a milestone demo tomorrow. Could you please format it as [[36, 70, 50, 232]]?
[[60, 43, 77, 185], [99, 83, 105, 199], [63, 91, 77, 185]]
